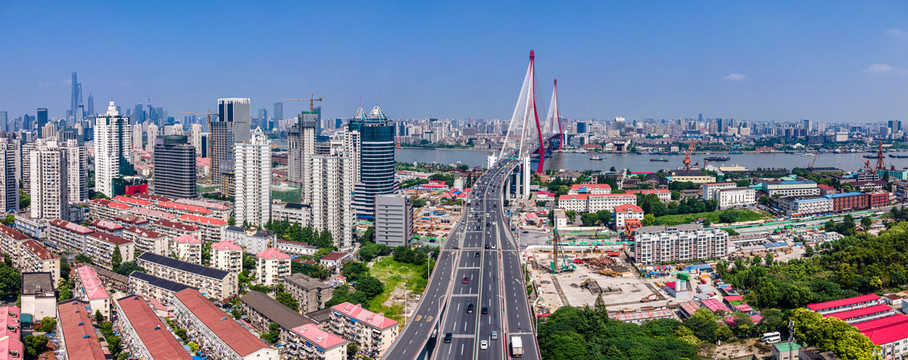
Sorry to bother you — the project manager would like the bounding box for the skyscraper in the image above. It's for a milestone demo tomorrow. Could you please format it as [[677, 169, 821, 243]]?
[[30, 140, 69, 221], [36, 108, 48, 135], [273, 102, 283, 130], [190, 123, 204, 157], [0, 138, 18, 213], [0, 112, 7, 132], [153, 135, 198, 199], [234, 127, 271, 226], [70, 72, 81, 122], [94, 101, 133, 197], [64, 139, 88, 204], [310, 147, 355, 249], [86, 94, 94, 116], [288, 110, 316, 202], [211, 98, 250, 189], [346, 106, 397, 220]]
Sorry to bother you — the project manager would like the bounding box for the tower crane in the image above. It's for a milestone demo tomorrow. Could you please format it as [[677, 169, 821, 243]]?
[[808, 149, 819, 169], [178, 111, 219, 184], [283, 94, 323, 113], [682, 140, 695, 170]]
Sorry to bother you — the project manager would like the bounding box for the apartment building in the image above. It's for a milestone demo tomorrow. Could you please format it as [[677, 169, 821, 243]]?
[[86, 232, 135, 269], [310, 154, 356, 249], [88, 198, 132, 221], [235, 127, 272, 226], [179, 214, 228, 243], [669, 170, 717, 184], [112, 195, 152, 208], [29, 141, 69, 221], [567, 183, 611, 195], [47, 219, 92, 253], [256, 248, 291, 286], [211, 240, 243, 274], [128, 271, 191, 304], [174, 198, 232, 221], [624, 189, 671, 203], [56, 300, 105, 360], [701, 182, 737, 201], [715, 187, 756, 209], [20, 240, 60, 284], [73, 265, 111, 319], [136, 252, 237, 301], [284, 273, 333, 313], [225, 226, 275, 255], [132, 193, 172, 203], [289, 323, 347, 360], [171, 288, 278, 360], [633, 224, 728, 265], [276, 239, 318, 258], [87, 219, 125, 236], [758, 180, 820, 197], [329, 302, 399, 358], [778, 196, 833, 217], [113, 214, 149, 229], [0, 306, 22, 359], [151, 219, 202, 242], [374, 194, 413, 247], [613, 204, 644, 229], [826, 192, 869, 212], [21, 272, 55, 320], [128, 207, 177, 223], [557, 194, 637, 213], [14, 214, 47, 240], [240, 291, 313, 345], [155, 201, 215, 219], [114, 295, 193, 359], [0, 223, 30, 262], [172, 234, 202, 264], [123, 226, 169, 256], [271, 202, 311, 227]]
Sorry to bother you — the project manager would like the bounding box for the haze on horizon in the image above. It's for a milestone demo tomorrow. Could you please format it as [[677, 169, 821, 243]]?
[[2, 1, 908, 123]]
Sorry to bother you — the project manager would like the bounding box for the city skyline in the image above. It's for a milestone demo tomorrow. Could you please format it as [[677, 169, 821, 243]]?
[[2, 2, 908, 122]]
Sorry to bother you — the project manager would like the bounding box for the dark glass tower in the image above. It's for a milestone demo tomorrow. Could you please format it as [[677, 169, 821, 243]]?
[[153, 135, 198, 199], [349, 106, 397, 221]]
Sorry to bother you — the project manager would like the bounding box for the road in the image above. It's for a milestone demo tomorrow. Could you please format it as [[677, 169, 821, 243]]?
[[383, 157, 540, 360]]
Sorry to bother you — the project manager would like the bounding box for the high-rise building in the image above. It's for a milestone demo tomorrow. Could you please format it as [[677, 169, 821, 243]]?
[[64, 140, 88, 203], [256, 108, 268, 130], [346, 106, 397, 220], [272, 102, 283, 130], [86, 94, 94, 117], [153, 135, 198, 199], [374, 194, 413, 247], [287, 111, 316, 202], [94, 101, 133, 197], [234, 127, 271, 226], [145, 124, 158, 151], [70, 72, 81, 123], [30, 141, 69, 221], [310, 152, 355, 249], [132, 124, 144, 150], [41, 122, 55, 140], [0, 112, 7, 132], [36, 108, 48, 136], [190, 124, 203, 157], [0, 138, 18, 213], [211, 98, 250, 190]]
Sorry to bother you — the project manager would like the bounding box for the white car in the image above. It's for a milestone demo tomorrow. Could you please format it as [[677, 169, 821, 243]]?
[[480, 340, 488, 350]]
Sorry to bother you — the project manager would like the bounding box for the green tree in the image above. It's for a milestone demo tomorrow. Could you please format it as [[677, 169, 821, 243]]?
[[276, 291, 299, 311], [231, 308, 242, 319], [804, 244, 815, 257], [580, 212, 599, 226], [595, 210, 611, 226], [74, 254, 93, 264], [228, 217, 236, 226], [356, 275, 384, 299], [23, 334, 48, 360], [642, 214, 656, 226], [111, 246, 122, 270], [0, 264, 21, 300], [0, 215, 13, 226], [113, 261, 143, 276], [861, 216, 873, 229], [19, 189, 29, 209], [39, 317, 56, 333], [346, 342, 359, 359], [188, 341, 199, 353], [95, 310, 104, 323]]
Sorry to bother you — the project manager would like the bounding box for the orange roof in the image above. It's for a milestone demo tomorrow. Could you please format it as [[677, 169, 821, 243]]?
[[180, 214, 227, 226], [558, 194, 588, 201], [113, 196, 152, 206], [115, 296, 192, 359], [174, 289, 272, 356], [89, 232, 132, 245], [614, 204, 644, 213], [22, 240, 58, 260], [0, 224, 30, 241], [157, 201, 211, 214], [58, 301, 105, 360], [153, 219, 199, 232]]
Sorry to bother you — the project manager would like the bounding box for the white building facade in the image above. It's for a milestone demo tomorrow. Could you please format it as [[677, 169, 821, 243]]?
[[235, 127, 271, 226]]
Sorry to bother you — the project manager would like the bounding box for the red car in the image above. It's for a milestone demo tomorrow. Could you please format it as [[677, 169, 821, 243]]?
[[462, 276, 469, 284]]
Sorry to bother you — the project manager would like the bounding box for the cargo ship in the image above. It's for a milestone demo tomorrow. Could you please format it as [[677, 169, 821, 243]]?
[[650, 158, 669, 162], [704, 156, 730, 161]]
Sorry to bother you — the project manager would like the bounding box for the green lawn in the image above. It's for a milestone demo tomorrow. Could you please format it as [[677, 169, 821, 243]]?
[[654, 209, 770, 226], [367, 257, 430, 323]]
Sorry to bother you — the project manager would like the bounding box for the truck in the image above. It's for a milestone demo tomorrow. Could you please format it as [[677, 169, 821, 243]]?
[[510, 335, 524, 357]]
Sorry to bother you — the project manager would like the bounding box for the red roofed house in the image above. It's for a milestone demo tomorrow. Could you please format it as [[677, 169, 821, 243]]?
[[806, 294, 883, 315], [89, 198, 133, 221], [290, 323, 347, 360], [57, 300, 105, 360], [557, 194, 588, 212], [131, 193, 171, 203], [569, 183, 612, 195], [151, 219, 201, 243], [112, 195, 152, 207], [20, 240, 61, 284], [87, 231, 135, 269], [256, 248, 290, 286], [73, 265, 111, 319], [87, 219, 125, 236], [212, 241, 244, 274], [113, 214, 149, 229], [123, 226, 169, 256], [155, 201, 212, 218], [330, 302, 400, 357], [171, 289, 278, 360], [319, 252, 352, 272], [175, 198, 232, 221], [822, 304, 895, 324], [47, 218, 93, 254], [114, 295, 192, 359], [625, 189, 672, 203], [172, 234, 203, 265], [614, 204, 644, 229], [179, 214, 228, 243]]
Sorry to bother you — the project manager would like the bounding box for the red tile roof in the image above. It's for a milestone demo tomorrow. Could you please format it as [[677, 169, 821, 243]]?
[[115, 296, 192, 359], [331, 302, 399, 330], [806, 294, 881, 311], [88, 219, 125, 231], [174, 289, 272, 356], [292, 323, 347, 350], [558, 194, 588, 201], [125, 226, 165, 239], [320, 252, 350, 262], [113, 195, 152, 206], [89, 232, 132, 245], [173, 234, 201, 244], [157, 201, 211, 214], [0, 224, 30, 241], [175, 198, 230, 211], [257, 248, 290, 260], [614, 204, 643, 213], [570, 184, 611, 190], [130, 207, 176, 219], [132, 193, 172, 203], [854, 313, 908, 332], [75, 265, 109, 300], [212, 240, 242, 251], [822, 304, 892, 321], [58, 301, 105, 360], [22, 240, 58, 260], [153, 219, 199, 232], [50, 219, 93, 235], [108, 201, 132, 210], [180, 214, 227, 226], [114, 214, 149, 225]]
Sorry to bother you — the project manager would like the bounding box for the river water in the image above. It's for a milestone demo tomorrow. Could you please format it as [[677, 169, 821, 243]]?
[[395, 148, 908, 173]]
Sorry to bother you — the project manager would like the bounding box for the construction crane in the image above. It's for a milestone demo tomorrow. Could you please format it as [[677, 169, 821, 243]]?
[[876, 141, 886, 171], [808, 149, 819, 169], [283, 94, 323, 112], [682, 140, 695, 170], [178, 111, 219, 184]]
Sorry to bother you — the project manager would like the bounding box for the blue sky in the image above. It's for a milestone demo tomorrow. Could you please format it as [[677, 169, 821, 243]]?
[[2, 1, 908, 123]]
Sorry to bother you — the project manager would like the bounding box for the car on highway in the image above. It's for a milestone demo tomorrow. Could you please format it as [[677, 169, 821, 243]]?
[[463, 276, 469, 284], [467, 303, 475, 313], [481, 306, 488, 314], [444, 333, 453, 343], [475, 252, 480, 258], [480, 340, 488, 350], [491, 330, 499, 340], [485, 244, 490, 249]]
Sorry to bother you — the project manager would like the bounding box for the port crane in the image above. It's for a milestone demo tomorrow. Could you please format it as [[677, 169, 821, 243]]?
[[682, 140, 695, 170]]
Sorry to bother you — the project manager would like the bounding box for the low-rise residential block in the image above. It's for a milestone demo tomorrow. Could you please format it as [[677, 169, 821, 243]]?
[[211, 240, 243, 274], [137, 252, 237, 301], [73, 265, 111, 319], [114, 295, 193, 360], [57, 300, 105, 360], [256, 248, 291, 286]]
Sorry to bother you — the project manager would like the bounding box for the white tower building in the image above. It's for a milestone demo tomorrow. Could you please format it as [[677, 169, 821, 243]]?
[[234, 127, 271, 226], [94, 101, 132, 198]]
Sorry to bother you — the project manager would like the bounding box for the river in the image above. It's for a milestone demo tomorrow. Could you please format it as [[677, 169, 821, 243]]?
[[395, 148, 908, 173]]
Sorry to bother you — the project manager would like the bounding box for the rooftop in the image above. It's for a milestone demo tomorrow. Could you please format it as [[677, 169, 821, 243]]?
[[285, 273, 331, 291], [21, 272, 53, 296], [823, 192, 865, 199], [257, 248, 290, 260], [157, 201, 211, 214], [291, 323, 347, 350], [114, 214, 149, 225], [129, 271, 193, 293], [50, 219, 92, 235], [175, 198, 230, 210], [173, 234, 201, 244], [806, 294, 881, 311], [320, 252, 350, 262], [131, 193, 172, 203], [88, 231, 132, 245], [21, 240, 58, 260], [153, 219, 199, 232], [75, 265, 109, 300], [87, 219, 125, 231], [137, 252, 230, 280], [822, 304, 892, 321], [115, 295, 192, 359], [331, 302, 398, 330], [174, 289, 272, 356], [180, 214, 227, 226], [240, 291, 312, 330], [125, 226, 165, 239], [0, 224, 30, 241], [212, 240, 242, 251], [58, 301, 105, 360], [112, 195, 152, 206], [614, 204, 644, 213], [129, 207, 176, 219]]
